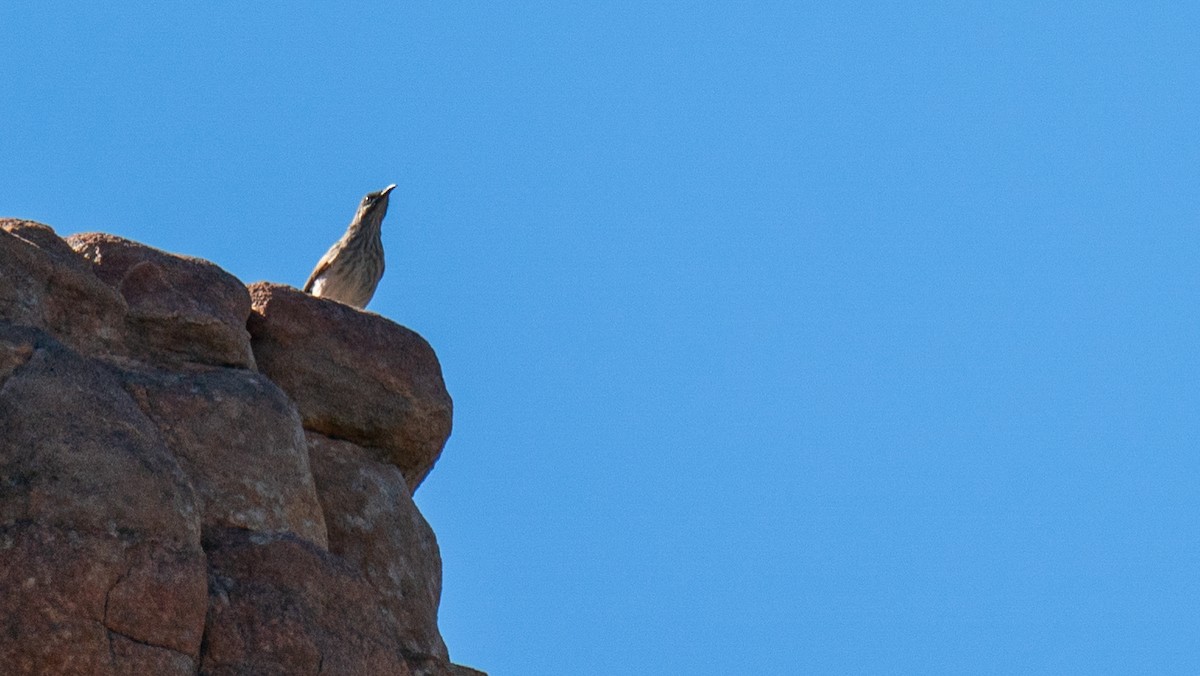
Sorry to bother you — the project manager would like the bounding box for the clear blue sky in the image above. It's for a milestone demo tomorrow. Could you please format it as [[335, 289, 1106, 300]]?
[[4, 3, 1199, 674]]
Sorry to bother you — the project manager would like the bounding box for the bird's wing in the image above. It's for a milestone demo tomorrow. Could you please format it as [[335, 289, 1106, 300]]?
[[302, 248, 335, 293]]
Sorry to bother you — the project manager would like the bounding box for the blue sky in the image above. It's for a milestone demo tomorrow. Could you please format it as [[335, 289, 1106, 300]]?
[[4, 3, 1199, 674]]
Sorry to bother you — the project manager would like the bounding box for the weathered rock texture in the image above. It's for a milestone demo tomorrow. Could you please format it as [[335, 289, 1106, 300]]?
[[121, 366, 329, 547], [247, 282, 453, 491], [200, 530, 416, 676], [308, 432, 447, 662], [67, 232, 256, 369], [0, 220, 480, 675], [0, 220, 127, 357]]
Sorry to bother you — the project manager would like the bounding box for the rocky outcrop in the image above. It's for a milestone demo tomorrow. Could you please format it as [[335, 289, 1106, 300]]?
[[0, 221, 127, 358], [308, 432, 447, 661], [67, 232, 256, 369], [121, 366, 328, 547], [0, 324, 210, 674], [0, 220, 480, 675], [199, 530, 415, 676], [247, 282, 453, 491]]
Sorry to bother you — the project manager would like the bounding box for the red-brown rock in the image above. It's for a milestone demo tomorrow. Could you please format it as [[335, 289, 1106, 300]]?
[[0, 525, 203, 676], [0, 325, 199, 541], [122, 366, 328, 547], [0, 220, 127, 357], [308, 432, 448, 661], [103, 542, 210, 656], [0, 523, 118, 675], [247, 282, 453, 491], [0, 326, 209, 673], [110, 635, 196, 676], [0, 224, 481, 674], [67, 232, 255, 369], [199, 529, 413, 676]]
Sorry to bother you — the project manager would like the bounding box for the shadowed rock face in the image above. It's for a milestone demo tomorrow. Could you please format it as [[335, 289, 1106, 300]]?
[[308, 432, 448, 661], [0, 324, 200, 542], [0, 220, 483, 676], [0, 326, 208, 674], [199, 530, 415, 676], [0, 523, 207, 675]]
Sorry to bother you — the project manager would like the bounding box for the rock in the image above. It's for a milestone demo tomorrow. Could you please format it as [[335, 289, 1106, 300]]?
[[2, 219, 94, 272], [0, 523, 116, 675], [407, 656, 456, 676], [0, 220, 127, 357], [247, 282, 453, 491], [111, 634, 196, 676], [67, 232, 254, 369], [0, 224, 478, 673], [308, 432, 448, 661], [0, 326, 209, 673], [0, 325, 199, 541], [121, 366, 328, 547], [103, 542, 209, 657], [0, 333, 34, 383], [200, 529, 413, 676], [0, 522, 205, 675]]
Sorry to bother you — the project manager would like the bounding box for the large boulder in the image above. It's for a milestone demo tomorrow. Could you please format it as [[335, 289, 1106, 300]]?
[[308, 432, 448, 661], [121, 366, 329, 547], [246, 282, 453, 491], [0, 220, 127, 358], [67, 232, 255, 369]]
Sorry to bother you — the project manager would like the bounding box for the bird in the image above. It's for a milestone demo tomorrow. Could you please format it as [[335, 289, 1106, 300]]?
[[303, 184, 396, 308]]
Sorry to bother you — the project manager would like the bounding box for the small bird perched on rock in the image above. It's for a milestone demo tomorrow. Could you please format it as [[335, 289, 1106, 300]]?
[[303, 184, 396, 309]]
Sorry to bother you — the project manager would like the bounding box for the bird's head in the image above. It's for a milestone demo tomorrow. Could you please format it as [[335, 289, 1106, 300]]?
[[355, 183, 396, 228], [362, 183, 396, 211]]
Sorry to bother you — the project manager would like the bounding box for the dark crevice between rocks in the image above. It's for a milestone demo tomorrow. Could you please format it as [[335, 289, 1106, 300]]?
[[195, 528, 231, 675], [106, 626, 117, 672], [301, 428, 419, 492], [105, 626, 196, 663], [102, 559, 135, 625], [100, 559, 195, 660], [199, 524, 297, 553], [105, 627, 186, 654], [400, 649, 452, 674], [195, 602, 215, 676]]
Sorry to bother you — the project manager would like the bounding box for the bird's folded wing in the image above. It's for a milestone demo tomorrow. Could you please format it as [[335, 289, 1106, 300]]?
[[302, 255, 332, 293]]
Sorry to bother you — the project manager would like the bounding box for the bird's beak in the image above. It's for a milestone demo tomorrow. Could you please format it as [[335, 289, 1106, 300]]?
[[382, 184, 397, 196]]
